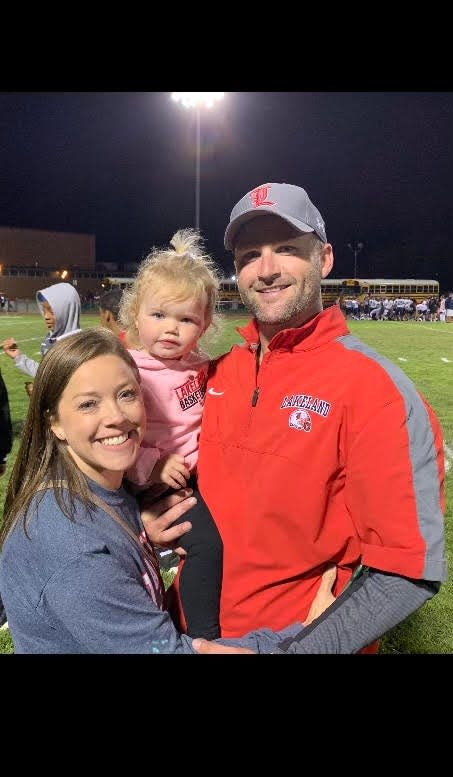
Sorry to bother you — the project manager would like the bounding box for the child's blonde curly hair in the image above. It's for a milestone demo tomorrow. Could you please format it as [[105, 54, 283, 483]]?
[[119, 229, 221, 349]]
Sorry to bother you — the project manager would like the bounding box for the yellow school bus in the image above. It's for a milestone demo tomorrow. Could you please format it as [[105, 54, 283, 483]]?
[[101, 276, 134, 290], [321, 278, 439, 307]]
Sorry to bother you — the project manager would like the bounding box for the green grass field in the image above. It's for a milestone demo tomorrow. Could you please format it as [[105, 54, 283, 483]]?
[[1, 312, 452, 654]]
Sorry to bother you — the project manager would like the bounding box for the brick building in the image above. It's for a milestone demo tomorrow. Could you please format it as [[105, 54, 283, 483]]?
[[0, 226, 107, 298]]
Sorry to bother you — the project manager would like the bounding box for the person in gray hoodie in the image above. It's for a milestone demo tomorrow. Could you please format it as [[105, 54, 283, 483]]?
[[2, 282, 82, 378]]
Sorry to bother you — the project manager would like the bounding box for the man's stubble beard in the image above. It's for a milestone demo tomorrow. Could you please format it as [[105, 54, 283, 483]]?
[[239, 267, 322, 326]]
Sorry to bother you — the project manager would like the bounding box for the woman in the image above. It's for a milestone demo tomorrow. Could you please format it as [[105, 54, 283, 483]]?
[[0, 328, 331, 653]]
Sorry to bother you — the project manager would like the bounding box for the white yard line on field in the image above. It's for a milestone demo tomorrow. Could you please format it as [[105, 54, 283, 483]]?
[[424, 327, 453, 333], [398, 357, 408, 362], [444, 444, 453, 474]]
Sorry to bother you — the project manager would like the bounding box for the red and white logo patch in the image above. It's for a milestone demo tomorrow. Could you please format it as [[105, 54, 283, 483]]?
[[250, 185, 274, 208], [288, 409, 312, 432]]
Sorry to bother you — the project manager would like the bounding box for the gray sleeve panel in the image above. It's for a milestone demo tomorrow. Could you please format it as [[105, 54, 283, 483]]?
[[14, 353, 39, 378], [337, 334, 445, 581], [274, 567, 439, 654]]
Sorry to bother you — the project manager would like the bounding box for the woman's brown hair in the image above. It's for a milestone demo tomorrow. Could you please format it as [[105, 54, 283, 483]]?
[[0, 327, 140, 549]]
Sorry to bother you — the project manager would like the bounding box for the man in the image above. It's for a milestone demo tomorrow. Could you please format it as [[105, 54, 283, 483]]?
[[193, 182, 446, 654], [445, 291, 453, 323], [99, 289, 130, 345]]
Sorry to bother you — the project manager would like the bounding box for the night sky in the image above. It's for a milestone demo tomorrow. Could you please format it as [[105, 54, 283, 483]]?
[[1, 91, 452, 291]]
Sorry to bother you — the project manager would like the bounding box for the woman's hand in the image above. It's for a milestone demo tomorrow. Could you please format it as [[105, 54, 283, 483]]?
[[192, 638, 255, 654], [141, 488, 195, 550], [304, 564, 337, 625]]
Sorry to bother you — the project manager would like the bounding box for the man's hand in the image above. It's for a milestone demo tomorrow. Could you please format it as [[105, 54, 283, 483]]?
[[2, 338, 21, 359], [304, 564, 337, 625], [192, 638, 256, 654], [151, 454, 190, 489], [141, 487, 194, 549]]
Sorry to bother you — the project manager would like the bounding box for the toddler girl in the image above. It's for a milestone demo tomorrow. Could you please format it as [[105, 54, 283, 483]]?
[[120, 229, 222, 639]]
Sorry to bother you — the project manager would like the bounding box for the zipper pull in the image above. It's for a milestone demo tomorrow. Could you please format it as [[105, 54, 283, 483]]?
[[251, 388, 260, 407]]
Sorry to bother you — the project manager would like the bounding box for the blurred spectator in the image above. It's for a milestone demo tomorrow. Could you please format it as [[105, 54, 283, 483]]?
[[0, 367, 12, 627], [0, 369, 12, 477], [99, 289, 130, 346], [446, 292, 453, 323], [2, 282, 81, 378]]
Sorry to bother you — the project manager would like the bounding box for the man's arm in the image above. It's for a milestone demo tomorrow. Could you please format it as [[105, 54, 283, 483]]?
[[191, 567, 439, 654], [274, 567, 439, 654]]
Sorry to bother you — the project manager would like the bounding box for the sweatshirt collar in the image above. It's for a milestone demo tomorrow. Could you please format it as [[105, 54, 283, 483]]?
[[237, 305, 349, 353]]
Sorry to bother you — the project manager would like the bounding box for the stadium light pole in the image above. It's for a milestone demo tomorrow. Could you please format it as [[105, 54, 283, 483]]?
[[347, 241, 364, 278], [171, 92, 225, 231]]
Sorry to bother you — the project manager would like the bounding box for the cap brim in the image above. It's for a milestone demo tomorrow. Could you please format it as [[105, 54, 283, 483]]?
[[224, 209, 315, 251]]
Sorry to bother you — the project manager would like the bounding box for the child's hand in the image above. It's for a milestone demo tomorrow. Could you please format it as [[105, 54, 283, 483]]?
[[2, 338, 21, 359], [152, 453, 190, 489], [304, 565, 337, 625]]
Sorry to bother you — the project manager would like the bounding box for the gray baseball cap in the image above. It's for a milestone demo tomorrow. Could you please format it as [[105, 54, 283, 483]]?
[[224, 182, 327, 250]]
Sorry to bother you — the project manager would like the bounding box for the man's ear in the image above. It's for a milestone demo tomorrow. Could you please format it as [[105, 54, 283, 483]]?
[[50, 417, 66, 441], [321, 244, 334, 279]]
